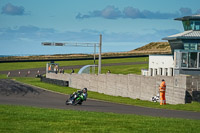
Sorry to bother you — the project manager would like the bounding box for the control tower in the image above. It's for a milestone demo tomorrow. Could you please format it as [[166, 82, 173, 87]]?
[[147, 14, 200, 76], [163, 14, 200, 75]]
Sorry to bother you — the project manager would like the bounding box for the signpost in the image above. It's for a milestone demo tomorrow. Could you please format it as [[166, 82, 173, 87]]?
[[42, 34, 102, 74]]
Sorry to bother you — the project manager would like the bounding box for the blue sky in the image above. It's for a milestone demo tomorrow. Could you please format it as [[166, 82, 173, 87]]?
[[0, 0, 200, 55]]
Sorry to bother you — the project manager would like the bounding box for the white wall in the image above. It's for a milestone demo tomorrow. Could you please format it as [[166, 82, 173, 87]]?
[[148, 55, 174, 76], [149, 55, 174, 68]]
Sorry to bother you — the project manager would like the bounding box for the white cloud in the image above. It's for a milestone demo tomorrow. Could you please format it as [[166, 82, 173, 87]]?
[[76, 6, 200, 20]]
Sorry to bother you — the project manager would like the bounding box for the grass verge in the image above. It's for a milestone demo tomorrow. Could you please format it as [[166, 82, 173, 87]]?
[[64, 64, 148, 75], [13, 77, 200, 112], [0, 57, 148, 71], [0, 105, 199, 133]]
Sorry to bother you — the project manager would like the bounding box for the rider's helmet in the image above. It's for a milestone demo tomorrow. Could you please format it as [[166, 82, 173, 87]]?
[[83, 88, 87, 93]]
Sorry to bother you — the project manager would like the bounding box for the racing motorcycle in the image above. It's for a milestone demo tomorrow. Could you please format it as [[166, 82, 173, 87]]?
[[65, 91, 85, 105]]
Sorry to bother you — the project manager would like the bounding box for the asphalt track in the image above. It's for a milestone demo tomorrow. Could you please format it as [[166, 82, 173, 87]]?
[[0, 79, 200, 120]]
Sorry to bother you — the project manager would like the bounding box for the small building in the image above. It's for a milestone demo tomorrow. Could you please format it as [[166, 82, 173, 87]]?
[[148, 55, 174, 76], [146, 14, 200, 76]]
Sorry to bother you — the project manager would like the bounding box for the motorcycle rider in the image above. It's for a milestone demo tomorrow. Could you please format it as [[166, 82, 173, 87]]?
[[81, 88, 88, 101], [68, 88, 88, 104]]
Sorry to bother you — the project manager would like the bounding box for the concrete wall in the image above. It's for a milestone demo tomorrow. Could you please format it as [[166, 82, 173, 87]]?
[[46, 73, 192, 104]]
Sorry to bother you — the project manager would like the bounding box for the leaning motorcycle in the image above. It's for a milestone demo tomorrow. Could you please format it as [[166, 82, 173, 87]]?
[[66, 91, 84, 105]]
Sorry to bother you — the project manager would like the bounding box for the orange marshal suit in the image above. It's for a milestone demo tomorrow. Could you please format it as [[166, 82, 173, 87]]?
[[159, 81, 166, 105]]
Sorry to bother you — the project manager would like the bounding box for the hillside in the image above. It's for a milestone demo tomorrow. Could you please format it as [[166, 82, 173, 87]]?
[[129, 42, 171, 54]]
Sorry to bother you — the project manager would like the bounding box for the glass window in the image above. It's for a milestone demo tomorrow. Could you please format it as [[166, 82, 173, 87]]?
[[188, 52, 197, 68], [182, 20, 200, 31], [174, 52, 179, 68], [191, 21, 195, 30], [181, 53, 188, 67], [190, 43, 197, 50], [184, 43, 189, 50], [184, 43, 199, 50], [182, 21, 192, 31], [198, 43, 200, 50], [195, 21, 200, 31], [199, 53, 200, 68]]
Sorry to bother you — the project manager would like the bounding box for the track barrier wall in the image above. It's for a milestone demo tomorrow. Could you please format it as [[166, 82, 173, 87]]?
[[46, 73, 200, 104]]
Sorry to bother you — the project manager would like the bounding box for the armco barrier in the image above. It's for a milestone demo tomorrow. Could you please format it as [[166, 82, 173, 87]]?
[[46, 73, 200, 104]]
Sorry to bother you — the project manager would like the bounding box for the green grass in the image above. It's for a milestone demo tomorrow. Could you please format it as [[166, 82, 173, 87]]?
[[0, 105, 199, 133], [0, 62, 47, 71], [100, 64, 148, 75], [0, 57, 148, 71], [12, 77, 200, 112], [0, 74, 7, 79], [64, 64, 148, 75]]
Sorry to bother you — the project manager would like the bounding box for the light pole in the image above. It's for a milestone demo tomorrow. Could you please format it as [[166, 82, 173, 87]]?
[[98, 34, 102, 75]]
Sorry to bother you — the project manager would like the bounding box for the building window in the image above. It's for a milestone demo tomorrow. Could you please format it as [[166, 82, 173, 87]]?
[[181, 53, 188, 67], [184, 43, 189, 50], [190, 43, 197, 50], [182, 20, 192, 31], [199, 53, 200, 68], [182, 20, 200, 31], [174, 52, 179, 68], [184, 43, 198, 50], [198, 43, 200, 50], [194, 21, 200, 30], [188, 52, 197, 68]]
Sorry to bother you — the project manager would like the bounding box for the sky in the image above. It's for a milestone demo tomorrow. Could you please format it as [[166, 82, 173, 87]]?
[[0, 0, 200, 55]]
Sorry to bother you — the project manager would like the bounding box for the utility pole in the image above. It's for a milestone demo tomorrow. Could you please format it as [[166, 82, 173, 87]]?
[[98, 34, 102, 75]]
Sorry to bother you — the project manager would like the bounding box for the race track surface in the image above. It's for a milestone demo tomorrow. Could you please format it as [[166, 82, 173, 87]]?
[[0, 79, 200, 120]]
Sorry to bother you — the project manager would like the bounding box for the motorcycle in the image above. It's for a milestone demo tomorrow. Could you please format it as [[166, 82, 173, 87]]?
[[65, 91, 85, 105], [152, 93, 160, 102]]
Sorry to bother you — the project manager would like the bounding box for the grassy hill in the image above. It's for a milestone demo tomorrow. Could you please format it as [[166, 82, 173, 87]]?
[[129, 42, 171, 54]]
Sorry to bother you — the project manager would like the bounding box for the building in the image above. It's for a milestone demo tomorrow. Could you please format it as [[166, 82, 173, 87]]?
[[146, 14, 200, 76], [148, 55, 174, 76]]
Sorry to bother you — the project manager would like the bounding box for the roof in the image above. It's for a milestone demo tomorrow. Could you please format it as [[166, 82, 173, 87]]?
[[175, 14, 200, 21], [162, 30, 200, 40]]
